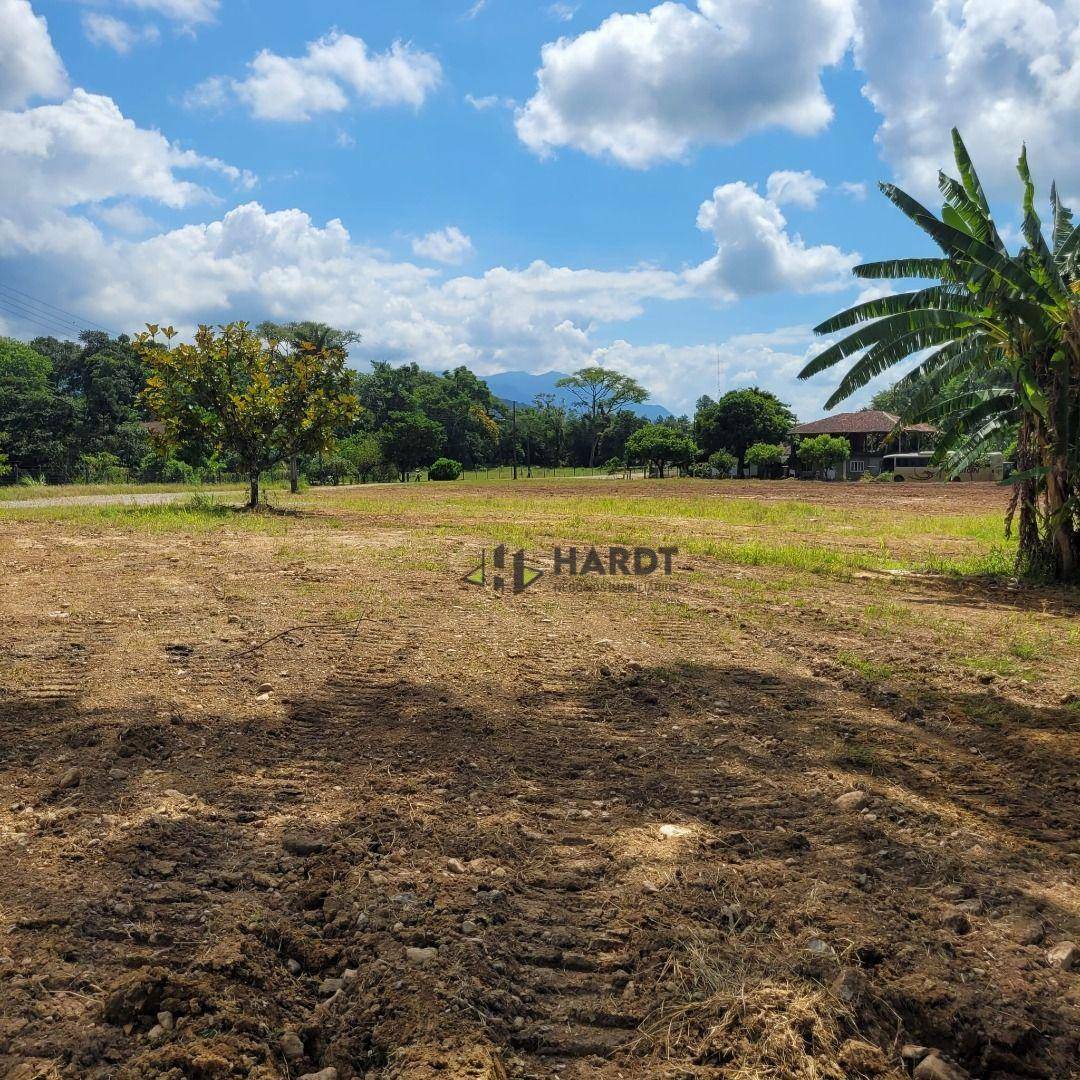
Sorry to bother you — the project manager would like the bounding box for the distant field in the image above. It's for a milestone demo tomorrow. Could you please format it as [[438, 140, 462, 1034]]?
[[0, 477, 1076, 1078], [2, 475, 1016, 577]]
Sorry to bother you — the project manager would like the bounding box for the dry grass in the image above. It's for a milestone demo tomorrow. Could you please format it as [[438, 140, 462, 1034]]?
[[635, 935, 875, 1079]]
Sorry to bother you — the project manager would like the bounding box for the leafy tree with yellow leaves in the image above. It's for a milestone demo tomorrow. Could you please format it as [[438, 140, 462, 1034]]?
[[136, 322, 359, 508]]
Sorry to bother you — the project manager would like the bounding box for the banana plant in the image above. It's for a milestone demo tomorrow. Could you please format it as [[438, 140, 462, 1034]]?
[[800, 130, 1079, 582]]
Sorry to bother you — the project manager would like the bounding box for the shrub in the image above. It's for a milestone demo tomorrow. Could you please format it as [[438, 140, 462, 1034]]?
[[78, 452, 129, 484], [707, 449, 737, 477], [744, 442, 785, 478], [309, 456, 351, 485], [428, 457, 463, 481], [796, 434, 850, 479], [160, 458, 198, 484]]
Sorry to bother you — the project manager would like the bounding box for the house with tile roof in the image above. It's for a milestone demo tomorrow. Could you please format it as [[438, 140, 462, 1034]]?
[[792, 410, 938, 480]]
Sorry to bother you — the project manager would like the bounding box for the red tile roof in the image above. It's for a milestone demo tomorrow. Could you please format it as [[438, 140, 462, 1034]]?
[[794, 410, 937, 435]]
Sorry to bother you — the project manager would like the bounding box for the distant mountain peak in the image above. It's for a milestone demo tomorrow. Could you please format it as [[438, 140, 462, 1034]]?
[[482, 370, 673, 420]]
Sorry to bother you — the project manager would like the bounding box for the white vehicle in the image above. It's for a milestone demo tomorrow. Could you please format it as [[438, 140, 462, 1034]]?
[[881, 451, 1006, 482]]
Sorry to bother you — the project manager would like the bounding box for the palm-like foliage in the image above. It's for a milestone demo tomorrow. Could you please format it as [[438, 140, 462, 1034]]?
[[800, 130, 1079, 581]]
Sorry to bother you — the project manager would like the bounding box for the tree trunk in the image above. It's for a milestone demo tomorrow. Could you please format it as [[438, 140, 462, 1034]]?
[[289, 454, 299, 494], [248, 471, 259, 509]]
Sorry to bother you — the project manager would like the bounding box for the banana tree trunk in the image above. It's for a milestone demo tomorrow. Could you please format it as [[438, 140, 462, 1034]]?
[[1046, 456, 1076, 581]]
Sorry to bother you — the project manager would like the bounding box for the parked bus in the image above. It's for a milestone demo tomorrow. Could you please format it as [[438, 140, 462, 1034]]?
[[881, 452, 1007, 482]]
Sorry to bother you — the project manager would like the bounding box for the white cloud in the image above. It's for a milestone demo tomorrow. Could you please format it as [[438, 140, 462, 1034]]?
[[182, 75, 229, 112], [838, 180, 867, 200], [0, 198, 688, 374], [855, 0, 1080, 200], [189, 31, 443, 122], [93, 201, 159, 234], [765, 169, 827, 209], [0, 90, 253, 217], [83, 12, 160, 54], [465, 93, 509, 111], [0, 192, 872, 415], [119, 0, 218, 28], [516, 0, 856, 167], [588, 328, 839, 416], [464, 0, 488, 19], [0, 0, 67, 108], [548, 2, 578, 20], [686, 181, 858, 299], [412, 226, 475, 265]]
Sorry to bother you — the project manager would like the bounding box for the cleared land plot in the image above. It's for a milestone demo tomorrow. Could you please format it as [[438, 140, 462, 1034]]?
[[0, 480, 1077, 1079]]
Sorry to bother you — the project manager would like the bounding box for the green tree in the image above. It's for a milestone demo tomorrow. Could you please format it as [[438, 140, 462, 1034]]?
[[625, 422, 697, 478], [339, 431, 383, 483], [32, 332, 151, 474], [800, 130, 1080, 580], [0, 337, 73, 477], [707, 448, 737, 476], [379, 411, 445, 481], [555, 367, 649, 466], [137, 322, 357, 508], [796, 434, 850, 480], [694, 388, 795, 476], [533, 394, 568, 467], [138, 323, 278, 508], [744, 442, 786, 478], [258, 323, 361, 492]]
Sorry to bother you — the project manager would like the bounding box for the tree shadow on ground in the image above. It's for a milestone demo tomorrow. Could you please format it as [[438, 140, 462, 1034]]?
[[1, 641, 1077, 1078]]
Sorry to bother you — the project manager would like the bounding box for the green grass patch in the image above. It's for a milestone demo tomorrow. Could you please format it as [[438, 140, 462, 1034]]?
[[0, 495, 293, 535], [836, 651, 894, 681]]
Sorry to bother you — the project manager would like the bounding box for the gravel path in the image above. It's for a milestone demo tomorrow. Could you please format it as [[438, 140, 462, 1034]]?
[[0, 490, 243, 510]]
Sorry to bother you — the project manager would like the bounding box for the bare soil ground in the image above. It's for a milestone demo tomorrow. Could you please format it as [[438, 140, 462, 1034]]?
[[0, 480, 1077, 1080]]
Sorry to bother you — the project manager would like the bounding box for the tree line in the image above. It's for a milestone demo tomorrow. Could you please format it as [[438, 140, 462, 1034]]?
[[0, 319, 832, 504]]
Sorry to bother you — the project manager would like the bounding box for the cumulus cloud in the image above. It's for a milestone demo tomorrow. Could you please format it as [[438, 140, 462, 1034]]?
[[0, 90, 254, 218], [855, 0, 1080, 200], [0, 188, 870, 415], [83, 13, 160, 54], [686, 181, 858, 299], [187, 31, 443, 121], [412, 226, 475, 265], [0, 0, 67, 108], [93, 201, 160, 235], [516, 0, 856, 167], [765, 169, 827, 209], [589, 327, 841, 416]]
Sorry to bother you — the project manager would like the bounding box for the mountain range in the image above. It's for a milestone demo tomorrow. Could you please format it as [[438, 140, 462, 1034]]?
[[481, 370, 674, 420]]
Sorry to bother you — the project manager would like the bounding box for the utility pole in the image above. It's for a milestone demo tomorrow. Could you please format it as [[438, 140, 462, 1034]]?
[[511, 401, 518, 481]]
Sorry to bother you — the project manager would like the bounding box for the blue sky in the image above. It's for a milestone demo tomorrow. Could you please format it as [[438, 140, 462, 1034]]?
[[0, 0, 1075, 418]]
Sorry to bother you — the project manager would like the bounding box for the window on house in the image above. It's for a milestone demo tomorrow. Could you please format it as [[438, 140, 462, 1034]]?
[[848, 459, 865, 473]]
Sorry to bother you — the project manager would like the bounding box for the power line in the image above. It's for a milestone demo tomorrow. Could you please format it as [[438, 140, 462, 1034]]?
[[0, 294, 83, 338], [0, 281, 116, 338], [0, 281, 113, 332], [0, 297, 83, 339]]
